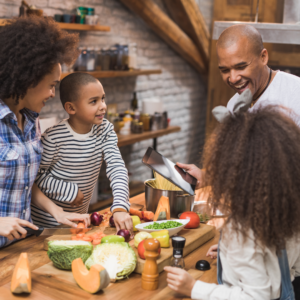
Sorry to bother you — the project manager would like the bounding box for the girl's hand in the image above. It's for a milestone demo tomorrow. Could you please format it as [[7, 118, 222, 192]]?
[[113, 211, 134, 236], [206, 244, 218, 259], [0, 217, 38, 240], [176, 162, 204, 189], [54, 208, 90, 228], [164, 266, 196, 297]]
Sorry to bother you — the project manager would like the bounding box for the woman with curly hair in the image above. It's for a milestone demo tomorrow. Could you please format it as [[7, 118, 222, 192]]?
[[0, 16, 90, 248], [165, 105, 300, 299]]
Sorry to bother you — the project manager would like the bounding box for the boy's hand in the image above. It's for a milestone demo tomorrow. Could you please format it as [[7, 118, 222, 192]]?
[[206, 244, 218, 259], [164, 266, 196, 297], [113, 211, 134, 237], [71, 189, 84, 207], [54, 208, 90, 228], [0, 217, 39, 240]]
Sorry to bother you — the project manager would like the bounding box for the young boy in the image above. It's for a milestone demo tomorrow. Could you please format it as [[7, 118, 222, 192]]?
[[31, 73, 133, 232]]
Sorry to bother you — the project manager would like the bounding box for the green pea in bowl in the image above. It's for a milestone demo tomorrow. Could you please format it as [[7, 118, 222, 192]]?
[[135, 219, 189, 236]]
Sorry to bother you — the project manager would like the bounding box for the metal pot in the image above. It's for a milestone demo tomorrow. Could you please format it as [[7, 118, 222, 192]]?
[[144, 180, 195, 218]]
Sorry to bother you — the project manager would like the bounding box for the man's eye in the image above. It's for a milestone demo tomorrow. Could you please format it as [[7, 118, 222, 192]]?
[[220, 69, 229, 74], [91, 100, 96, 104], [236, 66, 246, 70]]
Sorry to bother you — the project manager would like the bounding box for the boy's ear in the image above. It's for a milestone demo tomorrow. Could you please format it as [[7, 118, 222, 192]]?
[[64, 102, 76, 115]]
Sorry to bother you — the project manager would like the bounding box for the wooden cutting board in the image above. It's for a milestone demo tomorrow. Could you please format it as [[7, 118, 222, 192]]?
[[131, 224, 215, 274], [44, 224, 215, 274], [0, 262, 207, 300]]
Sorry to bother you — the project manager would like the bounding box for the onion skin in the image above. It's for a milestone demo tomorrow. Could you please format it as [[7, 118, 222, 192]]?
[[117, 229, 131, 242], [90, 212, 103, 226], [109, 215, 115, 227]]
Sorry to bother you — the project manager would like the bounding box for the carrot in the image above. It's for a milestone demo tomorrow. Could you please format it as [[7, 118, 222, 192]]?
[[76, 233, 85, 238], [92, 239, 101, 245], [129, 208, 143, 219], [77, 222, 85, 228], [71, 236, 79, 240], [83, 236, 92, 242], [143, 211, 154, 221]]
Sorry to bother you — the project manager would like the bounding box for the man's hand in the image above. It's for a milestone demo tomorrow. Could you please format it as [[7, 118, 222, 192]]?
[[0, 217, 39, 241], [164, 266, 196, 297], [53, 207, 90, 228], [206, 244, 218, 259], [176, 162, 205, 189], [113, 211, 133, 236], [71, 189, 84, 207]]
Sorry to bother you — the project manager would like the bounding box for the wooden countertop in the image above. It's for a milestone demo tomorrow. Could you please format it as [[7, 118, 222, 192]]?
[[0, 193, 219, 299]]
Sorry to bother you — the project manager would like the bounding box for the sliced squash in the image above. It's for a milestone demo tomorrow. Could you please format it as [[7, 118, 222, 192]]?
[[153, 196, 170, 221], [72, 258, 110, 293], [11, 253, 31, 294]]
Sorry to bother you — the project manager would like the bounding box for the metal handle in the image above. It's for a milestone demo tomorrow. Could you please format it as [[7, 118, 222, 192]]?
[[23, 227, 44, 237]]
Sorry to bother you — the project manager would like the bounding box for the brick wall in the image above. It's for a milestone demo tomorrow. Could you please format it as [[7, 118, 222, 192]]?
[[0, 0, 213, 196]]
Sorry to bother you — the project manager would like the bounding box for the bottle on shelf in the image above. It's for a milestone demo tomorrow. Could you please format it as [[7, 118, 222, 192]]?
[[131, 92, 138, 111]]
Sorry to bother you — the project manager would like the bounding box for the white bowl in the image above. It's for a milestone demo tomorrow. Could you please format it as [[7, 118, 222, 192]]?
[[135, 219, 189, 237]]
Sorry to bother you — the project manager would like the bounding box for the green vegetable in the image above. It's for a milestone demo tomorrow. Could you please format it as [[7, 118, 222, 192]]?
[[101, 235, 125, 243], [85, 242, 137, 282], [196, 213, 210, 222], [144, 221, 183, 230], [47, 240, 93, 270]]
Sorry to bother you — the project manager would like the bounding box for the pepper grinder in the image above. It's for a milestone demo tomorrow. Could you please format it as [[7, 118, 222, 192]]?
[[142, 238, 160, 290], [171, 236, 186, 269]]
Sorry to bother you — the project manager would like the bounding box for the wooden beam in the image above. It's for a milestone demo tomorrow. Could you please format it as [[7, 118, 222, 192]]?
[[119, 0, 207, 75], [163, 0, 210, 66]]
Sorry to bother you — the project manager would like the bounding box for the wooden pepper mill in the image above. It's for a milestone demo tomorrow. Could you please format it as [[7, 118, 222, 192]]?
[[141, 238, 160, 290]]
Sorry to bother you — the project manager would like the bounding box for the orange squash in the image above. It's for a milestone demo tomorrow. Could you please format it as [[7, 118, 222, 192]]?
[[153, 196, 170, 221], [11, 253, 31, 294], [72, 258, 110, 293]]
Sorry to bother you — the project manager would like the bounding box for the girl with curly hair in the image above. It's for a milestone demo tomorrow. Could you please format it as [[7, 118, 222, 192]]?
[[165, 105, 300, 299], [0, 16, 90, 248]]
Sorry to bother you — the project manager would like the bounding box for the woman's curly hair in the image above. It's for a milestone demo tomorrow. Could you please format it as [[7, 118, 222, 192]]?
[[0, 16, 79, 103], [203, 106, 300, 251]]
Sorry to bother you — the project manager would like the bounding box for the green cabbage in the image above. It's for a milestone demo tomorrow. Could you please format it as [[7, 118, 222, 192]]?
[[47, 240, 93, 270], [85, 242, 137, 281]]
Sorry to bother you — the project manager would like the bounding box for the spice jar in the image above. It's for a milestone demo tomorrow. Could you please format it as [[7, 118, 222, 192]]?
[[75, 47, 87, 71], [86, 47, 95, 71], [101, 48, 110, 71], [140, 114, 151, 131], [95, 47, 102, 71]]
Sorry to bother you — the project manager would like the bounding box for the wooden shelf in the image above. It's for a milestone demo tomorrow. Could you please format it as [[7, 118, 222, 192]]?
[[117, 125, 181, 148], [0, 19, 110, 32], [57, 22, 110, 32], [61, 69, 162, 79]]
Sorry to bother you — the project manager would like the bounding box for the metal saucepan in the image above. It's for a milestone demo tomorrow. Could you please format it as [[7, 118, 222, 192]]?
[[144, 179, 195, 218]]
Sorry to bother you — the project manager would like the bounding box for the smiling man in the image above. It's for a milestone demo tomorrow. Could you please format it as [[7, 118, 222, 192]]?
[[217, 24, 300, 125]]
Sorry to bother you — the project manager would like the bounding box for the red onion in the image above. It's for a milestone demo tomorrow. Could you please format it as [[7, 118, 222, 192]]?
[[117, 229, 131, 242], [90, 212, 103, 226], [109, 215, 115, 227]]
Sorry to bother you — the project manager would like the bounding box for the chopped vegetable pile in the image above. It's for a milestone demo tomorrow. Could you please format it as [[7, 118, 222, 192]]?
[[144, 221, 183, 230], [72, 231, 106, 246]]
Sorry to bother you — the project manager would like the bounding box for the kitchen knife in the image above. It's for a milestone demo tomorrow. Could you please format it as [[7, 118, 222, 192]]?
[[23, 226, 92, 237]]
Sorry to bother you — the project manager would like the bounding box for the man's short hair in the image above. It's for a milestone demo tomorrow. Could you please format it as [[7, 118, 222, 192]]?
[[60, 72, 99, 108], [217, 24, 264, 56]]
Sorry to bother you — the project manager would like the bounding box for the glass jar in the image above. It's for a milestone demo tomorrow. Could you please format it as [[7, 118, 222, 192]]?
[[95, 47, 102, 71], [140, 114, 151, 131], [86, 47, 95, 71], [109, 46, 118, 70], [128, 43, 138, 70], [101, 48, 110, 71], [122, 45, 129, 70], [75, 47, 87, 71]]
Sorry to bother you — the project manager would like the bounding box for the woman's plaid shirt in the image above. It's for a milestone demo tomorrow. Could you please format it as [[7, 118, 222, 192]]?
[[0, 100, 42, 248]]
